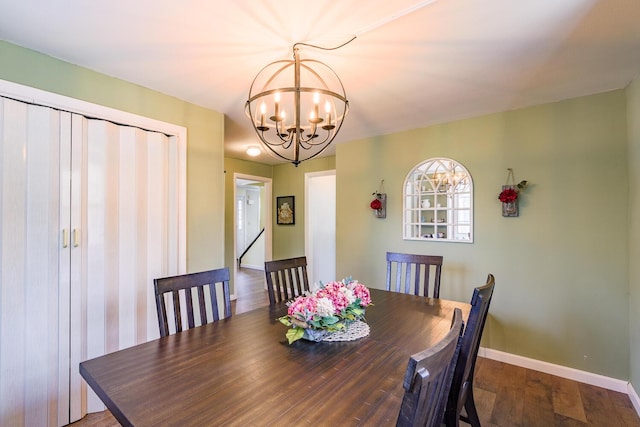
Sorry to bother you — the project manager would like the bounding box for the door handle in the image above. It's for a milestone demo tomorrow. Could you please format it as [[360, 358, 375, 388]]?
[[73, 228, 80, 247], [62, 229, 69, 248]]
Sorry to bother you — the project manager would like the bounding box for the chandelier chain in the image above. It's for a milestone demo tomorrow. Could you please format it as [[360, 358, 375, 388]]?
[[292, 36, 357, 56]]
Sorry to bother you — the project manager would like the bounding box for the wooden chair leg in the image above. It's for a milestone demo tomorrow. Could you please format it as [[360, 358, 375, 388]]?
[[462, 386, 481, 427], [444, 409, 459, 427]]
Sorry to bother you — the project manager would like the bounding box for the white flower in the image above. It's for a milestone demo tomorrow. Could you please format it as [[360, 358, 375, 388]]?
[[315, 297, 335, 317], [340, 287, 356, 305]]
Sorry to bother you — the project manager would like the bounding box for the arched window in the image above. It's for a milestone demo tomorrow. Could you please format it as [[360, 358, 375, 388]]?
[[403, 157, 473, 242]]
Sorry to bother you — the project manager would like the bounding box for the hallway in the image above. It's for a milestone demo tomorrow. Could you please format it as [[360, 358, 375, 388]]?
[[232, 267, 269, 314]]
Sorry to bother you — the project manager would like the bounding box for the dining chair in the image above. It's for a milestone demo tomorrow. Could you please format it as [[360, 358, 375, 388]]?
[[444, 274, 496, 427], [386, 252, 443, 298], [153, 267, 232, 337], [264, 256, 309, 304], [397, 308, 464, 427]]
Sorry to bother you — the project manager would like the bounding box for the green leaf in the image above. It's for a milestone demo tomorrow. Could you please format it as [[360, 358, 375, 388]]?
[[351, 307, 364, 317], [325, 323, 345, 332], [322, 315, 340, 325], [342, 313, 356, 321], [278, 317, 292, 327], [286, 327, 305, 344], [308, 319, 322, 328]]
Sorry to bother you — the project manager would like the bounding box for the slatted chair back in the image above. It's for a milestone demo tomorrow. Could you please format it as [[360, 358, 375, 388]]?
[[154, 268, 232, 338], [444, 274, 496, 427], [397, 308, 464, 427], [386, 252, 443, 298], [264, 256, 309, 304]]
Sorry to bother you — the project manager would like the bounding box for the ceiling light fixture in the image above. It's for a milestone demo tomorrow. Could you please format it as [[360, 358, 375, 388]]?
[[245, 39, 353, 167], [246, 146, 261, 157]]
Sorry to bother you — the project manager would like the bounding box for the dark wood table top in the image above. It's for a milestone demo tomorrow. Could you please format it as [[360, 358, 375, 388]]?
[[80, 288, 470, 427]]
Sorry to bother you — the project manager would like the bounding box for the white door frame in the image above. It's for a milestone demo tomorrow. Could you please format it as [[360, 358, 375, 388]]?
[[233, 173, 272, 294]]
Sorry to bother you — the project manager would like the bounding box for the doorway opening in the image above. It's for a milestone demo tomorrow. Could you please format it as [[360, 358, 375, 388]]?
[[233, 174, 272, 309]]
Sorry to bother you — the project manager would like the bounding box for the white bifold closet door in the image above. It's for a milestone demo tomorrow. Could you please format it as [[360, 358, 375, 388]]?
[[0, 97, 184, 426]]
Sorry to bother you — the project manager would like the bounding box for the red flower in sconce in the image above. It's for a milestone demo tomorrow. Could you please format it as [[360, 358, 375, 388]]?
[[370, 198, 382, 210], [498, 180, 528, 203], [498, 187, 518, 203], [370, 181, 387, 218]]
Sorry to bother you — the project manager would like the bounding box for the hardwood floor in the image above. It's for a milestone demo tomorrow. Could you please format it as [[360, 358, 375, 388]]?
[[473, 357, 640, 427], [68, 271, 640, 426], [231, 267, 270, 314]]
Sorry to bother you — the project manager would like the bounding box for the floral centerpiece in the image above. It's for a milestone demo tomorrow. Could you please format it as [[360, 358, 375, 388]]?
[[278, 277, 372, 344]]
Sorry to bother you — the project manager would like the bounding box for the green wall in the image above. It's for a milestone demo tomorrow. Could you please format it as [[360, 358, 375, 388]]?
[[0, 41, 225, 272], [628, 75, 640, 392], [4, 39, 635, 385], [336, 91, 630, 380], [272, 156, 336, 259]]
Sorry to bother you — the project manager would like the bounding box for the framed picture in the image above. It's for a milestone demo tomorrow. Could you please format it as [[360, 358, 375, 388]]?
[[276, 196, 295, 225]]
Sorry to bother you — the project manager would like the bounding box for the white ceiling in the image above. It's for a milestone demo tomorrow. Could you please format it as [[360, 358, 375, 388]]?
[[1, 0, 639, 165]]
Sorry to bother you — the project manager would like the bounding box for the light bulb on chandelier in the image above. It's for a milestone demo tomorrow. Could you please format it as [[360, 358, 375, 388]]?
[[245, 40, 352, 166]]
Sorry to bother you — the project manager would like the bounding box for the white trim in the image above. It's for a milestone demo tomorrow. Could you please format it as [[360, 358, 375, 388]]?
[[238, 265, 265, 271], [239, 263, 263, 270], [479, 347, 629, 393], [0, 79, 185, 136], [629, 383, 640, 416]]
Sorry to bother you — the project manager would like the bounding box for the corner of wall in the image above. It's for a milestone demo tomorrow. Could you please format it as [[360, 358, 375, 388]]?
[[627, 75, 640, 399]]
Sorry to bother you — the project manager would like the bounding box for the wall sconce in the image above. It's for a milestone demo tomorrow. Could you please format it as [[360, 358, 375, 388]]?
[[498, 168, 528, 217], [370, 180, 386, 219]]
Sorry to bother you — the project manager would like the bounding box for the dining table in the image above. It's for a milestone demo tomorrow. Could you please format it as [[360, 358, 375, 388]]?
[[79, 288, 470, 426]]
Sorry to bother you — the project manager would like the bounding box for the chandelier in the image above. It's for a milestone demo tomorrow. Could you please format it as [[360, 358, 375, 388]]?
[[245, 43, 349, 166]]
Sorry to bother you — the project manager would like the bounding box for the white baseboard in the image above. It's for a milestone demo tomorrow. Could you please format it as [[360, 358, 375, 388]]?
[[479, 347, 629, 393], [629, 382, 640, 415], [239, 264, 264, 271]]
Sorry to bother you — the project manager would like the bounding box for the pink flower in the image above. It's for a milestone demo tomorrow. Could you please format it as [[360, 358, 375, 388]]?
[[317, 281, 350, 312], [287, 296, 318, 322], [349, 282, 372, 307]]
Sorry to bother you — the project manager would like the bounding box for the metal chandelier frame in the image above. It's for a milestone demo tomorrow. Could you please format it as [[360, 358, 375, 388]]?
[[245, 43, 349, 166]]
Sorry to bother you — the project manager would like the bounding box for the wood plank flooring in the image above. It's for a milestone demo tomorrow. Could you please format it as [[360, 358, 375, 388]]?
[[230, 267, 270, 314], [68, 268, 640, 426], [473, 357, 640, 427]]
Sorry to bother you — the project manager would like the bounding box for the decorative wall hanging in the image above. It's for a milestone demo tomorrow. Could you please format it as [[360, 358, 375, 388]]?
[[276, 196, 295, 225], [370, 180, 386, 218], [499, 168, 528, 217], [403, 157, 473, 242]]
